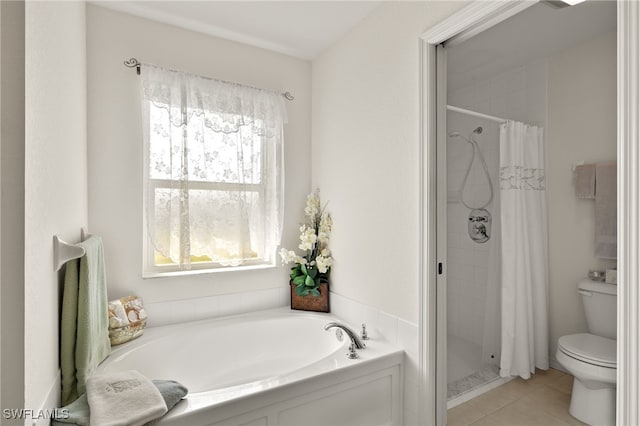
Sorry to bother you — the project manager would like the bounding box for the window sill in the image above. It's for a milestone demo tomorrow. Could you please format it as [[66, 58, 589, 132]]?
[[142, 262, 276, 279]]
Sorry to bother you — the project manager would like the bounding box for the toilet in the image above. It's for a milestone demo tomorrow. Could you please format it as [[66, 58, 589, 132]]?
[[556, 279, 617, 426]]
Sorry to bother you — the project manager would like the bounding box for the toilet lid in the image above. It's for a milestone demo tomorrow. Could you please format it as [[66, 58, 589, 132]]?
[[558, 333, 616, 368]]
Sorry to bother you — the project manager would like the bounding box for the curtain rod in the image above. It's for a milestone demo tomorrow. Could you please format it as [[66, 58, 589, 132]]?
[[447, 105, 506, 123], [123, 57, 295, 101]]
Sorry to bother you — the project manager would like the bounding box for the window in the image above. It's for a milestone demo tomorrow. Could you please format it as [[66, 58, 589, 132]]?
[[141, 65, 286, 276]]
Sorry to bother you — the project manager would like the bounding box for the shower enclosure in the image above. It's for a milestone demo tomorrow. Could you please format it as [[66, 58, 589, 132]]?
[[444, 67, 550, 407], [443, 47, 549, 402], [446, 109, 502, 400]]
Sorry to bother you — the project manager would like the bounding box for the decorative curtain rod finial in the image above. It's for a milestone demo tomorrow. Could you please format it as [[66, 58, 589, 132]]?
[[282, 91, 294, 101], [124, 57, 141, 75]]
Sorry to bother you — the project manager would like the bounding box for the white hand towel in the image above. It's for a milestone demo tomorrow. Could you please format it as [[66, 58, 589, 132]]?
[[87, 370, 167, 426]]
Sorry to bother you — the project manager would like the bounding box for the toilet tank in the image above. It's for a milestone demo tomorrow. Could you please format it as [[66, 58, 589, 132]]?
[[578, 279, 617, 339]]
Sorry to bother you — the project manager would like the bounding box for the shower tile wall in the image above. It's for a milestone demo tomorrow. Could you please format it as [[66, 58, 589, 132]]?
[[448, 59, 547, 126], [447, 60, 548, 377], [446, 120, 497, 352]]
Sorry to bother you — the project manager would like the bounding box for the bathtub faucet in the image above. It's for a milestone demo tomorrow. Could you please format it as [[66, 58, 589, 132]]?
[[324, 322, 367, 350]]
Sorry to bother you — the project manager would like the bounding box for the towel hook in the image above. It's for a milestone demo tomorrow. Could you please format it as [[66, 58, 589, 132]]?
[[53, 228, 88, 271]]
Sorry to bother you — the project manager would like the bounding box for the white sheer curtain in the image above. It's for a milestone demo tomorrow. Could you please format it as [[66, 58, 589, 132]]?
[[141, 64, 286, 271], [499, 121, 549, 379]]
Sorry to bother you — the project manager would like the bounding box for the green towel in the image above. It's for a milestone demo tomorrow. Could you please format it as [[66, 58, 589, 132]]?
[[60, 236, 111, 405]]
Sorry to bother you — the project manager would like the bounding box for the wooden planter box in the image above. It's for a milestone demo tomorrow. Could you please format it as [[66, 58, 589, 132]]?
[[290, 282, 330, 313]]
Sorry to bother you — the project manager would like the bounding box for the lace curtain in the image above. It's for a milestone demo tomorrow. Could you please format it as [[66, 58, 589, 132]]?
[[141, 64, 286, 272]]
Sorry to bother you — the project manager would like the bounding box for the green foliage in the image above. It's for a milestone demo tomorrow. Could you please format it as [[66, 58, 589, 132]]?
[[290, 261, 329, 297], [305, 274, 315, 287], [292, 275, 306, 286], [294, 284, 309, 296]]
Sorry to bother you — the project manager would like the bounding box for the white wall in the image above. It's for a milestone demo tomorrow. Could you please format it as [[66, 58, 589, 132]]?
[[86, 5, 311, 306], [547, 31, 617, 358], [312, 0, 467, 325], [24, 0, 87, 416], [311, 2, 467, 424], [1, 0, 25, 419]]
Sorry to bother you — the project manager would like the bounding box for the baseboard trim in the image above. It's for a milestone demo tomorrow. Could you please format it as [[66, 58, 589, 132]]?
[[33, 370, 60, 426]]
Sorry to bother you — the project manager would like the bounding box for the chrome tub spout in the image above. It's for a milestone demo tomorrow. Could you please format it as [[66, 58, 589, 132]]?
[[324, 322, 366, 349]]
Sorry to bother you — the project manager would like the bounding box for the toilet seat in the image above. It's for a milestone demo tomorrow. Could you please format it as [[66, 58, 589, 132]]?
[[558, 333, 616, 368]]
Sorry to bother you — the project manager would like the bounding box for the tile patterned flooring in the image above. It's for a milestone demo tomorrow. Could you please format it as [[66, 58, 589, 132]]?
[[447, 368, 588, 426]]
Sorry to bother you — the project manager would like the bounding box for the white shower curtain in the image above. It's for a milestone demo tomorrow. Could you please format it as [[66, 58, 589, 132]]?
[[499, 121, 549, 379]]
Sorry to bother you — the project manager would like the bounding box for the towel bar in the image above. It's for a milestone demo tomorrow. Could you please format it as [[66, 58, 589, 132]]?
[[53, 228, 87, 271]]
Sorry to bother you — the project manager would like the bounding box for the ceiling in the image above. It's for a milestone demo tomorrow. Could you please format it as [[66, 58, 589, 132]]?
[[93, 1, 616, 75], [93, 1, 381, 60], [447, 0, 617, 91]]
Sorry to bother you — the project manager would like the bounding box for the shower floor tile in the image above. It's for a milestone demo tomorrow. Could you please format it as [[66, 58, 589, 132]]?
[[447, 368, 588, 426], [447, 364, 500, 399]]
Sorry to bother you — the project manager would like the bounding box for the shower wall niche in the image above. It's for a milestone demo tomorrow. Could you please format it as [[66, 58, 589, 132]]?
[[446, 59, 547, 399]]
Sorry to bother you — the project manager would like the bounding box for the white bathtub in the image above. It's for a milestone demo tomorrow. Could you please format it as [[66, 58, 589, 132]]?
[[97, 308, 404, 426]]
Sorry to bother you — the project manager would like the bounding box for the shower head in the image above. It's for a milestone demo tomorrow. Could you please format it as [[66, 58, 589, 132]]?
[[449, 127, 483, 140]]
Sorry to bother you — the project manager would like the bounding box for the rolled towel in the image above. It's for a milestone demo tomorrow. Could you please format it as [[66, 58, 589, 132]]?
[[108, 295, 148, 346], [52, 380, 188, 426], [86, 371, 167, 426]]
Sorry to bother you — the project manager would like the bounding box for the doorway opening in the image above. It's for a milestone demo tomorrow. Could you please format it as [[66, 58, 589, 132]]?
[[444, 1, 616, 407], [417, 1, 640, 425]]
